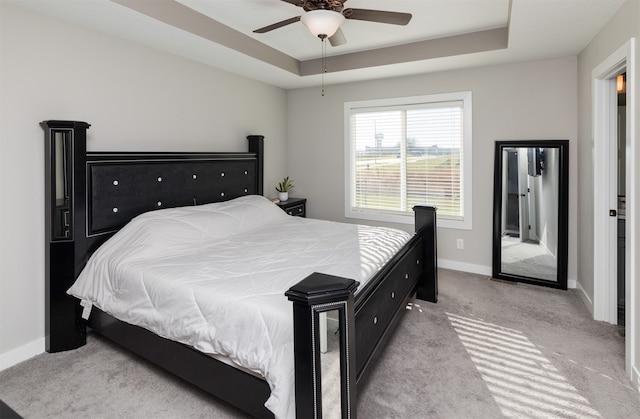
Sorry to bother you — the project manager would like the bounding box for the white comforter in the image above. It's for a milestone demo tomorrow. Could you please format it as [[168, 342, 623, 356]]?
[[68, 195, 411, 418]]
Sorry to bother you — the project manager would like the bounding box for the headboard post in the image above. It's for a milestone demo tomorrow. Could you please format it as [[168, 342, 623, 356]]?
[[41, 120, 91, 352], [247, 135, 264, 196]]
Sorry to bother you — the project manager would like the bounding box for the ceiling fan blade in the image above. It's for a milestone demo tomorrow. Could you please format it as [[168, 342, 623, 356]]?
[[253, 16, 301, 34], [329, 28, 347, 46], [344, 8, 412, 25]]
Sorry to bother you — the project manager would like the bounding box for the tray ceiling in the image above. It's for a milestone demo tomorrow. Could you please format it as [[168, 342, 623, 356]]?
[[8, 0, 626, 88]]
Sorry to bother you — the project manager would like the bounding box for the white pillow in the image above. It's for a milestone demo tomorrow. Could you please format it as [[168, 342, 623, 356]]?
[[119, 195, 288, 247]]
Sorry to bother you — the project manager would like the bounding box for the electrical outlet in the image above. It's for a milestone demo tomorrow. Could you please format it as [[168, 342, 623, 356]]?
[[456, 239, 464, 250]]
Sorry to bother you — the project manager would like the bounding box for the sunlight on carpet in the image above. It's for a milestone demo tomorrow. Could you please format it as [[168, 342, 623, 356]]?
[[447, 312, 602, 419]]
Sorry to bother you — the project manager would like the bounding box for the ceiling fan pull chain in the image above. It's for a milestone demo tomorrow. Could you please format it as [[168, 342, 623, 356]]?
[[321, 35, 327, 96]]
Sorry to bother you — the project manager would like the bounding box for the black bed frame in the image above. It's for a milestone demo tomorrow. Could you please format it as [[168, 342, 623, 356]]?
[[42, 120, 438, 418]]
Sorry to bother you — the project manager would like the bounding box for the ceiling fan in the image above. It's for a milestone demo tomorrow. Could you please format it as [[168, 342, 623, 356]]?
[[253, 0, 412, 47]]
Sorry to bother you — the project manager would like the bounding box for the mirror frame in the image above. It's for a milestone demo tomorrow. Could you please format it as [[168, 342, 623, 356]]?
[[492, 140, 569, 289]]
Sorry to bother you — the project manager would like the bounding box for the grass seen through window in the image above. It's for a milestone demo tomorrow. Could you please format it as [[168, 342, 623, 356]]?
[[355, 151, 461, 217]]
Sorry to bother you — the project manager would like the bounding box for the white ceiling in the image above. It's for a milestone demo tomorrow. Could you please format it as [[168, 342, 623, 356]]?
[[9, 0, 626, 89]]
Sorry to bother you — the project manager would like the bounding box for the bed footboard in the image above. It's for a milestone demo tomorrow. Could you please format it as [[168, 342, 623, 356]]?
[[414, 205, 438, 303], [286, 205, 437, 418]]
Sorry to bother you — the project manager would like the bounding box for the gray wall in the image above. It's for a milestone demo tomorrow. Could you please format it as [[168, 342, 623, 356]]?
[[0, 4, 288, 364], [286, 57, 578, 277]]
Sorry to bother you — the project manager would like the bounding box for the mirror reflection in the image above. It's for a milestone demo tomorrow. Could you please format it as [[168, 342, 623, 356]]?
[[500, 147, 558, 280], [52, 130, 72, 240], [320, 309, 341, 419], [493, 140, 569, 289]]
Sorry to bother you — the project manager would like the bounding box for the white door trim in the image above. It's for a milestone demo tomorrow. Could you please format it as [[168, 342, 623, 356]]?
[[592, 66, 619, 323], [592, 37, 636, 379]]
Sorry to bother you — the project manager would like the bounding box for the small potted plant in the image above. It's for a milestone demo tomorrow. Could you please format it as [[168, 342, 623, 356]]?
[[276, 176, 294, 202]]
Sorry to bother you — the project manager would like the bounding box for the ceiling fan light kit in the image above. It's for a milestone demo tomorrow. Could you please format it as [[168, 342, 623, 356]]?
[[300, 9, 345, 38], [253, 0, 413, 45]]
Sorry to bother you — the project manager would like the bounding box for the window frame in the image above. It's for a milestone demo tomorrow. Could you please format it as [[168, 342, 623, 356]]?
[[344, 92, 473, 230]]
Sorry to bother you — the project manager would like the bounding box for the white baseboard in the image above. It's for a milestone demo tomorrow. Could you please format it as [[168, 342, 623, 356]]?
[[438, 259, 492, 276], [632, 365, 640, 393], [0, 338, 45, 371], [439, 259, 579, 291], [575, 280, 595, 316]]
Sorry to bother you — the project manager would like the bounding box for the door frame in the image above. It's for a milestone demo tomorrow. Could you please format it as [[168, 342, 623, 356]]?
[[517, 149, 531, 241], [592, 38, 636, 379]]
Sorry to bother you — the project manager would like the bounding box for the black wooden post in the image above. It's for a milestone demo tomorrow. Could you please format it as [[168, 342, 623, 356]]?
[[413, 205, 438, 303], [246, 135, 264, 196], [41, 120, 91, 352], [286, 273, 359, 419]]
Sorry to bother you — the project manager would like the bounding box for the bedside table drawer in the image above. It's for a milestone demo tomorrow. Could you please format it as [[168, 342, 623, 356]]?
[[277, 197, 306, 217], [285, 203, 305, 217]]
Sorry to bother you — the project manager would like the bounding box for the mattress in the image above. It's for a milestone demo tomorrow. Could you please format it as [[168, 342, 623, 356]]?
[[68, 195, 411, 418]]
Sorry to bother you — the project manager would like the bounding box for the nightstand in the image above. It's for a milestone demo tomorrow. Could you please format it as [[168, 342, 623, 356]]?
[[277, 197, 306, 217]]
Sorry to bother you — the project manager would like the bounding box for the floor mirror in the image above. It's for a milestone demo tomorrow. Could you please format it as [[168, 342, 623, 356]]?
[[492, 140, 569, 289]]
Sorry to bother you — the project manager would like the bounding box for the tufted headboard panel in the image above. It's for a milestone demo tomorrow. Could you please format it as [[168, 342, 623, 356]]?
[[87, 155, 258, 235]]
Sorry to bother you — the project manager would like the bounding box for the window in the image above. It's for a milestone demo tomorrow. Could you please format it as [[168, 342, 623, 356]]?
[[344, 92, 472, 229]]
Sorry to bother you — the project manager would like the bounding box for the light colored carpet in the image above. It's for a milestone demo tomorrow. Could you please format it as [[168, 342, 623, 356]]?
[[1, 269, 638, 418]]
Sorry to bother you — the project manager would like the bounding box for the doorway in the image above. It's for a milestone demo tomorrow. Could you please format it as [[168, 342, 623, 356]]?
[[592, 38, 636, 380], [617, 73, 626, 335]]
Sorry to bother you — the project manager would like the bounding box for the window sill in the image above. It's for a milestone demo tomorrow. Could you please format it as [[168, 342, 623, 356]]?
[[345, 209, 472, 230]]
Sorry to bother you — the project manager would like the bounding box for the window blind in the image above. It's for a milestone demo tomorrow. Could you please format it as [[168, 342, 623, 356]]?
[[349, 100, 464, 220]]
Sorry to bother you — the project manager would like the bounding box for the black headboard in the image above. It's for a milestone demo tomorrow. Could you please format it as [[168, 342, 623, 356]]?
[[87, 153, 259, 236], [41, 120, 264, 352]]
